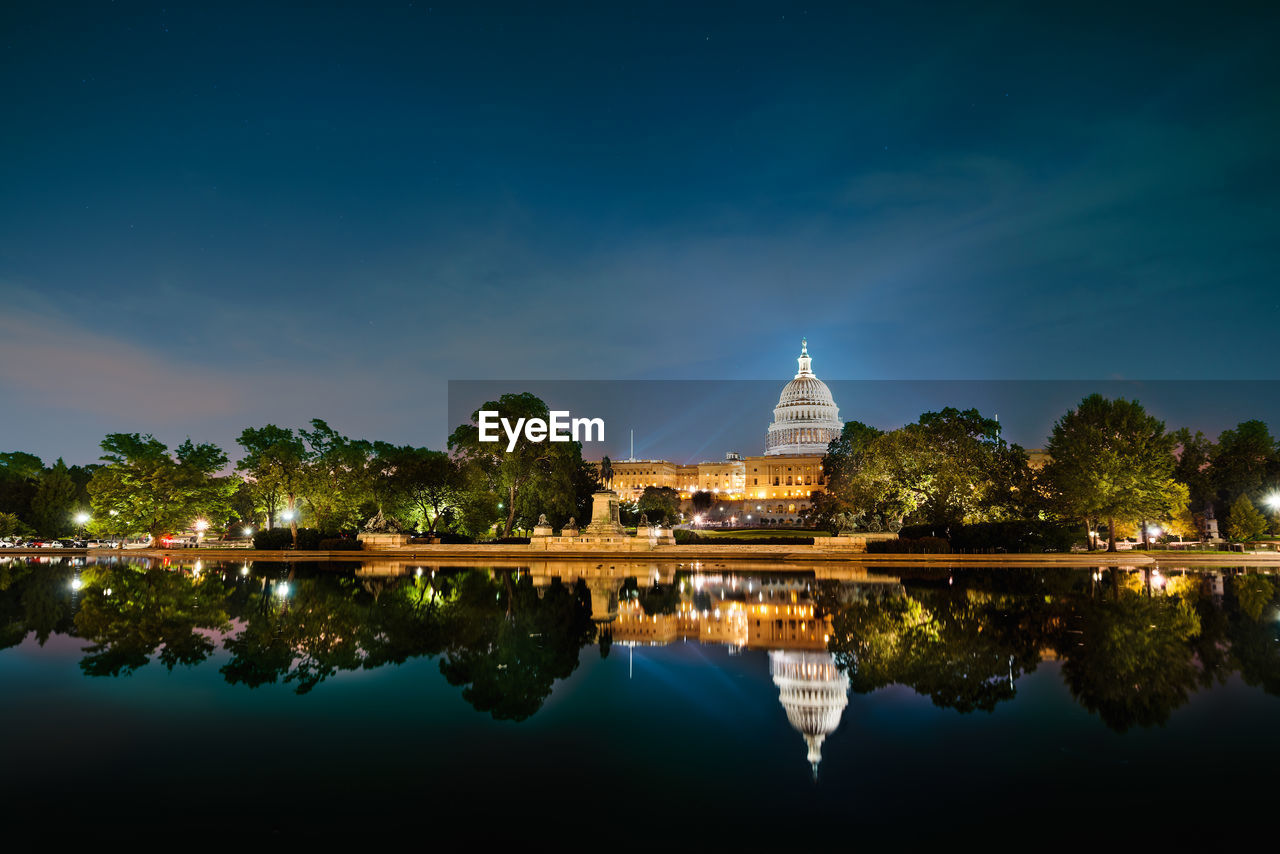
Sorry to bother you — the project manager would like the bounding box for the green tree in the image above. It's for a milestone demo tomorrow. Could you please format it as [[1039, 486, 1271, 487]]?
[[235, 424, 309, 543], [1227, 494, 1268, 542], [806, 421, 884, 532], [1043, 395, 1179, 552], [387, 446, 464, 534], [637, 486, 681, 524], [87, 434, 235, 547], [0, 451, 44, 480], [0, 452, 43, 528], [448, 393, 585, 537], [30, 458, 78, 536], [299, 419, 373, 534], [1212, 420, 1278, 510], [690, 490, 713, 514], [814, 410, 1031, 530], [1172, 428, 1215, 513], [0, 511, 32, 538]]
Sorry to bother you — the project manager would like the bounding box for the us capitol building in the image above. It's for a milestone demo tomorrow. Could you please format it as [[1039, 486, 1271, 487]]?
[[604, 339, 843, 525]]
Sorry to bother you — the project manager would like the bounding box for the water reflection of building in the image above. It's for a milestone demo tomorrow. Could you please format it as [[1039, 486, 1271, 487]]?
[[770, 650, 850, 778], [610, 575, 832, 650], [608, 574, 879, 776]]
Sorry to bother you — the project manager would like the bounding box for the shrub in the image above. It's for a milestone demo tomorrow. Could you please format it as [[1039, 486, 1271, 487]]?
[[674, 530, 814, 545], [252, 528, 293, 550], [891, 520, 1083, 553], [251, 527, 326, 550], [436, 532, 475, 544], [319, 538, 361, 551], [294, 528, 324, 550], [867, 536, 952, 554]]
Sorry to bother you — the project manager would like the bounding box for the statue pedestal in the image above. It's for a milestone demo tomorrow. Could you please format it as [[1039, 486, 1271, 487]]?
[[583, 490, 626, 536], [531, 524, 554, 538], [357, 533, 410, 551]]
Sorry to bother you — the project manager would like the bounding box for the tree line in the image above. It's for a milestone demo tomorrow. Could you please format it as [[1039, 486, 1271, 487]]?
[[2, 392, 1276, 550], [0, 392, 597, 545], [807, 395, 1279, 550]]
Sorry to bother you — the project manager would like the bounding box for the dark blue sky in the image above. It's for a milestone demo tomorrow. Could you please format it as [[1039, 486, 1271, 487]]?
[[2, 1, 1277, 463]]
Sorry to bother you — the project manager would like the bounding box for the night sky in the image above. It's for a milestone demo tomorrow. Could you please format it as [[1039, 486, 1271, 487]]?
[[2, 1, 1277, 464]]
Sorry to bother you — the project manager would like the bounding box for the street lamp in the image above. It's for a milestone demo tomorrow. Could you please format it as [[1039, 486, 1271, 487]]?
[[73, 512, 90, 538], [1266, 494, 1280, 534]]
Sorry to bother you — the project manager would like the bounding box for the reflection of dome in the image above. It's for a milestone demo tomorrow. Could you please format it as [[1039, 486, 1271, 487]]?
[[769, 650, 850, 778], [766, 339, 843, 455]]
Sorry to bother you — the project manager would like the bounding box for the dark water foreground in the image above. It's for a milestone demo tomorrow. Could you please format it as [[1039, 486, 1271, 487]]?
[[2, 555, 1278, 841]]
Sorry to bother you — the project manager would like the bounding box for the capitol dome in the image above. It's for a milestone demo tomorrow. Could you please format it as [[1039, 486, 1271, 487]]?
[[766, 339, 843, 455], [770, 650, 850, 778]]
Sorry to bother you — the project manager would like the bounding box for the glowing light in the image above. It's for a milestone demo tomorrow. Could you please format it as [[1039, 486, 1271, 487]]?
[[70, 578, 82, 591], [193, 519, 209, 532], [276, 582, 290, 597], [73, 512, 90, 525], [243, 527, 254, 537], [240, 565, 250, 576]]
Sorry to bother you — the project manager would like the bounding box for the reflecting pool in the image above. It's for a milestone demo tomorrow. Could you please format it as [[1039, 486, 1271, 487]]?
[[3, 556, 1279, 840]]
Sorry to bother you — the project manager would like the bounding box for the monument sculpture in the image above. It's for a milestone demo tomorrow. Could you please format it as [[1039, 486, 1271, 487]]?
[[358, 509, 410, 550], [362, 509, 401, 533]]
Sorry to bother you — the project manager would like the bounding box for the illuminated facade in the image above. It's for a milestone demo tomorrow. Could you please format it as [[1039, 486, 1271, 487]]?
[[603, 341, 840, 525]]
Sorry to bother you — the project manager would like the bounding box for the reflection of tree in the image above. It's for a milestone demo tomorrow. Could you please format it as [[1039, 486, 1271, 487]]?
[[74, 566, 232, 677], [822, 585, 1045, 713], [437, 571, 595, 721], [0, 563, 34, 651], [636, 582, 680, 616], [1227, 575, 1280, 695], [220, 574, 370, 694], [20, 564, 77, 646], [1059, 586, 1201, 731]]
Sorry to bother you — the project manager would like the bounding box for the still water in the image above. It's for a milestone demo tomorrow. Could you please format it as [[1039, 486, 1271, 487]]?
[[3, 555, 1278, 840]]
